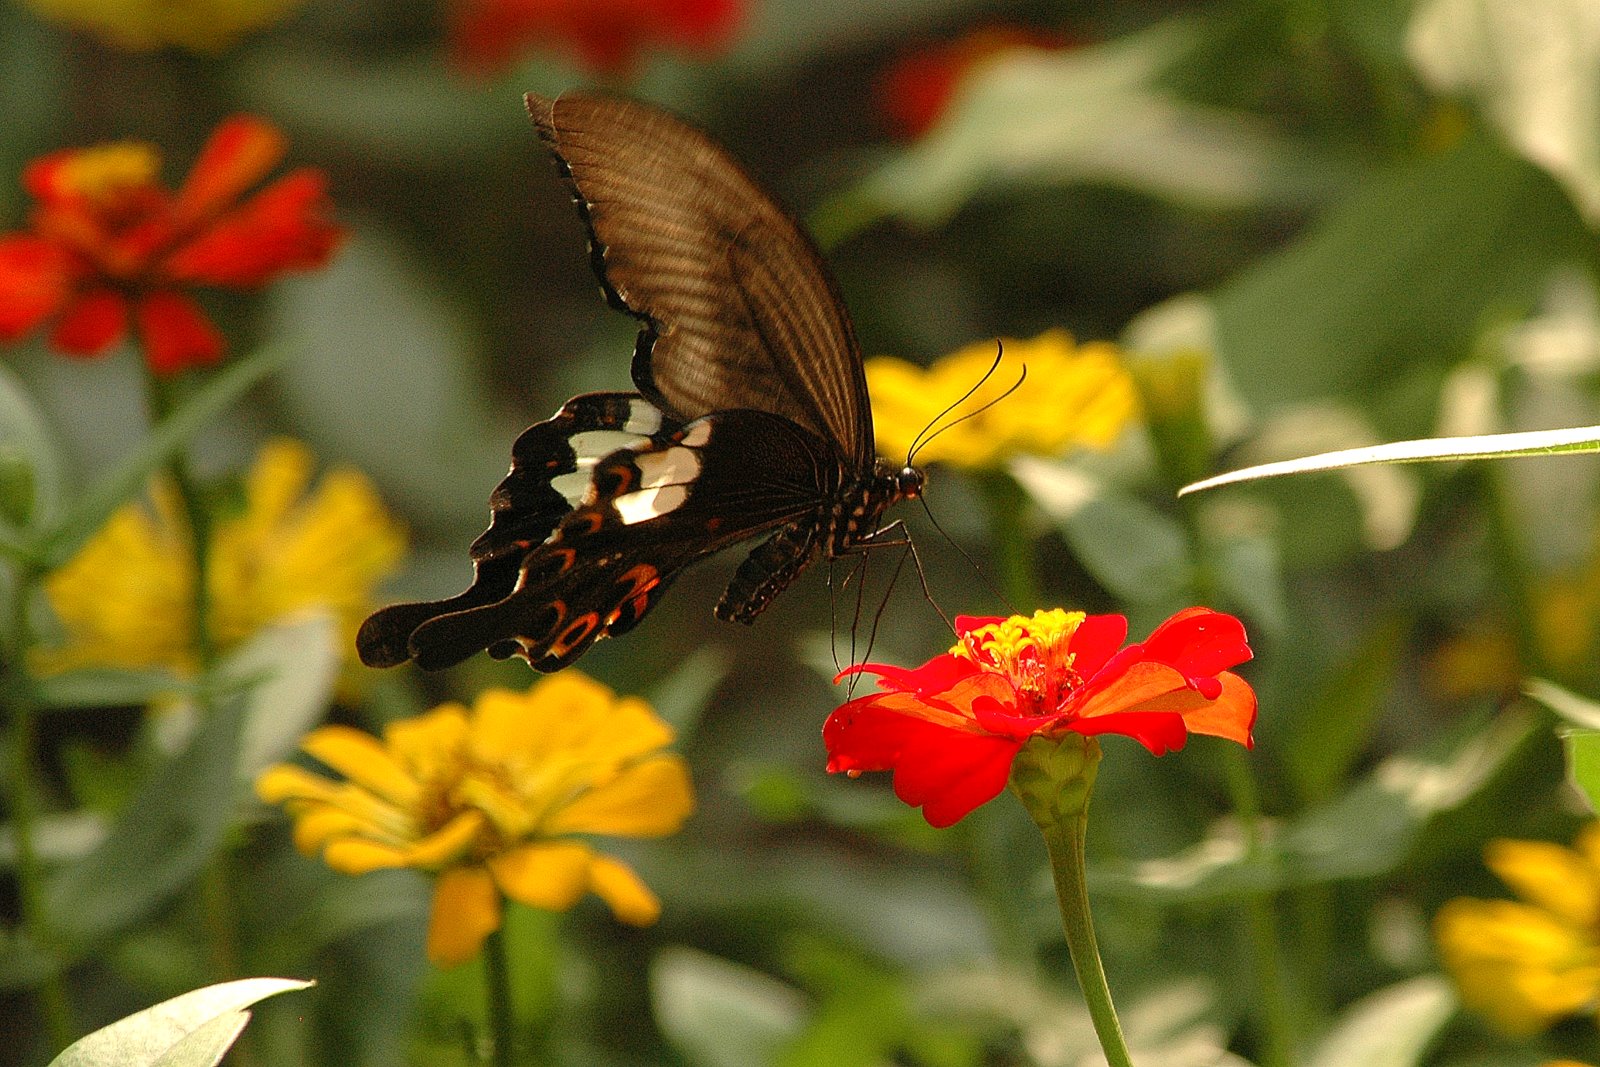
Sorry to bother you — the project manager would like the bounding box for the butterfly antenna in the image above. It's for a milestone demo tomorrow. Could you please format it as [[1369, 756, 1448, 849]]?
[[909, 362, 1029, 467], [905, 343, 1006, 463], [919, 495, 1019, 617]]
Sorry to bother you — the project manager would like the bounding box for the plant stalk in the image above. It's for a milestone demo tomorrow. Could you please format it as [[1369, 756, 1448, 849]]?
[[484, 922, 515, 1067]]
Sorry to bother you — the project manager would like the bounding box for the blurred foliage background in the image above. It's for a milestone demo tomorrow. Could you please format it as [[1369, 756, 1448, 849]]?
[[5, 0, 1600, 1064]]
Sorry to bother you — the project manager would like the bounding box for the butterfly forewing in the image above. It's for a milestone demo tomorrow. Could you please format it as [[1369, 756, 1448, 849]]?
[[526, 92, 874, 467]]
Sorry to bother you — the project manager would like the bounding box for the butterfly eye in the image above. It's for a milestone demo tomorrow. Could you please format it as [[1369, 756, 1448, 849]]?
[[898, 467, 925, 499]]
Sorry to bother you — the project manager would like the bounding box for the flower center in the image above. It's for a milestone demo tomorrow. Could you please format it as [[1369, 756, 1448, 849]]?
[[55, 143, 161, 205], [953, 608, 1085, 715]]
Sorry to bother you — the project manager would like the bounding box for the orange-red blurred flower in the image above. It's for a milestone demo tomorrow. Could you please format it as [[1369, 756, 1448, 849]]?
[[877, 27, 1075, 140], [450, 0, 743, 76], [824, 608, 1255, 827], [0, 116, 341, 375]]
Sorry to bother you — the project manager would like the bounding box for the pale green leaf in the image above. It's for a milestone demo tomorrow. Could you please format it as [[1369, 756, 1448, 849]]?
[[48, 978, 310, 1067], [652, 948, 807, 1067], [820, 19, 1332, 241], [1408, 0, 1600, 227], [1564, 730, 1600, 814], [1304, 976, 1455, 1067], [1181, 423, 1600, 496], [40, 345, 290, 569], [223, 613, 339, 784]]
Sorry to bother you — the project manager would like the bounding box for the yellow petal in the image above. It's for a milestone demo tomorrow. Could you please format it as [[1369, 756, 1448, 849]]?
[[301, 726, 420, 807], [254, 764, 340, 805], [1435, 897, 1600, 1035], [545, 755, 694, 838], [1487, 839, 1600, 929], [290, 806, 379, 855], [588, 854, 661, 926], [428, 867, 501, 967], [385, 705, 469, 782], [405, 810, 487, 870], [323, 838, 410, 875], [489, 842, 593, 912]]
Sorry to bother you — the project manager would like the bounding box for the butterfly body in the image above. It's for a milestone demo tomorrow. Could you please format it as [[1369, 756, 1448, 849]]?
[[357, 92, 922, 673]]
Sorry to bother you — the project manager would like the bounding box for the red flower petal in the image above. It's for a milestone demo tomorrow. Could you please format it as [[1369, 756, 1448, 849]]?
[[166, 169, 343, 287], [837, 652, 978, 697], [823, 691, 1021, 828], [0, 236, 74, 341], [51, 290, 128, 355], [171, 115, 287, 230], [136, 291, 224, 374], [1083, 607, 1250, 703], [450, 0, 742, 76], [1065, 710, 1189, 755], [1066, 613, 1128, 679]]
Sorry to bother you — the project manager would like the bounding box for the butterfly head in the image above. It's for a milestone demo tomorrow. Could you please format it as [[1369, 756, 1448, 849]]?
[[894, 464, 925, 502]]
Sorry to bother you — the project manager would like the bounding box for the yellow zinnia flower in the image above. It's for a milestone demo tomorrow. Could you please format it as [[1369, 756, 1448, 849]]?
[[1435, 824, 1600, 1036], [256, 674, 694, 965], [35, 438, 404, 691], [865, 329, 1139, 468], [20, 0, 309, 52]]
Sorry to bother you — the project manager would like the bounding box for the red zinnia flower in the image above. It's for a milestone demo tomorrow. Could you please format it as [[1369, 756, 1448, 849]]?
[[877, 27, 1077, 140], [0, 116, 342, 375], [450, 0, 743, 76], [824, 607, 1256, 827]]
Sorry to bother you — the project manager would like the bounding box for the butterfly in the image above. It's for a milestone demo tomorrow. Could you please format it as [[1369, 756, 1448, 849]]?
[[356, 91, 925, 674]]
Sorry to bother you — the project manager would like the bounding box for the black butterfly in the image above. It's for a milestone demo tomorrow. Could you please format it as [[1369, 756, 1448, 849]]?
[[357, 91, 924, 673]]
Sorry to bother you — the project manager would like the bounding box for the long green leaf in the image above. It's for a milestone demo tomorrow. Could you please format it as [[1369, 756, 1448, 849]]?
[[39, 344, 290, 569], [1180, 423, 1600, 496]]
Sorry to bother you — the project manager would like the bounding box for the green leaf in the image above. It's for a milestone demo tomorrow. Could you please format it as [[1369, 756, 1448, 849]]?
[[819, 18, 1334, 243], [1211, 133, 1587, 409], [40, 691, 248, 951], [1010, 457, 1193, 610], [39, 344, 290, 570], [0, 357, 63, 538], [1095, 709, 1538, 902], [648, 645, 733, 739], [1182, 422, 1600, 496], [1408, 0, 1600, 228], [262, 228, 516, 531], [652, 948, 807, 1067], [47, 977, 311, 1067], [1561, 731, 1600, 815], [1279, 615, 1408, 805], [1304, 976, 1455, 1067], [222, 613, 339, 784], [32, 668, 191, 710]]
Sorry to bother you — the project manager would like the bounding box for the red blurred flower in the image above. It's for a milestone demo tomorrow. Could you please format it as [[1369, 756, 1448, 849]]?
[[824, 608, 1256, 827], [450, 0, 743, 76], [877, 27, 1076, 140], [0, 116, 342, 375]]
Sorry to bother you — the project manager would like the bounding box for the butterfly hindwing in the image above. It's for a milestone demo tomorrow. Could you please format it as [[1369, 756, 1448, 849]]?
[[356, 390, 673, 669], [395, 408, 842, 672]]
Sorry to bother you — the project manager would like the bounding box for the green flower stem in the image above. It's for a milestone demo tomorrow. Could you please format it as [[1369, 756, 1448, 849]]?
[[976, 471, 1040, 611], [1036, 810, 1133, 1067], [3, 560, 74, 1048], [484, 921, 515, 1067], [1012, 736, 1132, 1067]]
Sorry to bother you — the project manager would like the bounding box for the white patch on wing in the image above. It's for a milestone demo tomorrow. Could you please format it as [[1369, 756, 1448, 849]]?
[[624, 402, 664, 434], [614, 484, 689, 524], [635, 446, 700, 490], [681, 421, 713, 447], [570, 430, 648, 469], [551, 470, 592, 506]]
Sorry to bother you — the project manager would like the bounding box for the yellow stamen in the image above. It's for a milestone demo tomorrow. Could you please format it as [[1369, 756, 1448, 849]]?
[[952, 609, 1085, 712]]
